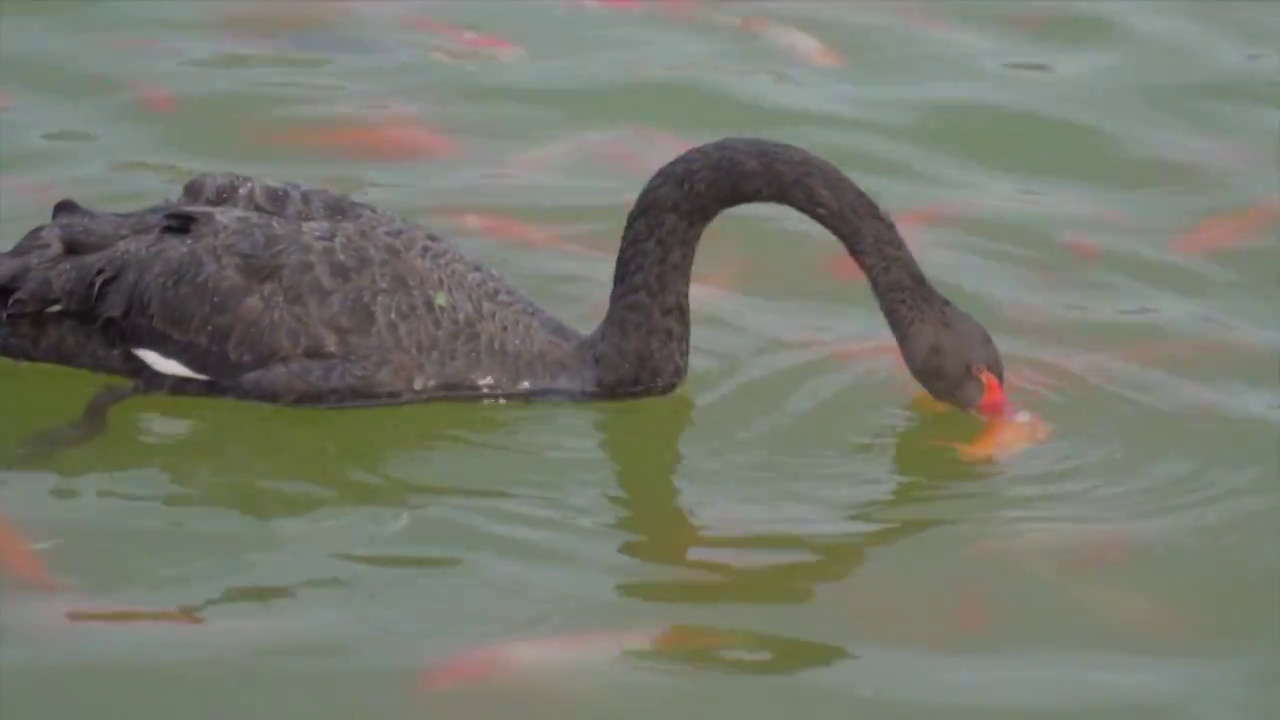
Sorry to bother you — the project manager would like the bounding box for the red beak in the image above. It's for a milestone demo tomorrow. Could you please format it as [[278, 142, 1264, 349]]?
[[975, 370, 1008, 416]]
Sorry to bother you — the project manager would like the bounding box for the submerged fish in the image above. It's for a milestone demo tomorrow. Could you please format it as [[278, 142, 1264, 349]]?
[[733, 15, 844, 68], [255, 117, 460, 161], [1170, 199, 1280, 255], [417, 626, 728, 691], [440, 211, 592, 254], [1, 511, 210, 628], [408, 16, 527, 62], [935, 410, 1052, 463], [0, 512, 61, 592]]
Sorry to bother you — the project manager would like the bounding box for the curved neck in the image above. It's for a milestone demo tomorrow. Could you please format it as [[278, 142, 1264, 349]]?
[[584, 137, 946, 394]]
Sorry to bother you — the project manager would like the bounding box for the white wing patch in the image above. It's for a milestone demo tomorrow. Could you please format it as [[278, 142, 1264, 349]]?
[[130, 348, 212, 381]]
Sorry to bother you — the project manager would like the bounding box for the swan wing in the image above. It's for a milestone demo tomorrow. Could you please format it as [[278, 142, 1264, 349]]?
[[2, 202, 580, 403], [174, 172, 412, 227]]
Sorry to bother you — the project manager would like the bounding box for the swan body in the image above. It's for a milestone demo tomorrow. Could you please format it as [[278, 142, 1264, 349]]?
[[0, 138, 1005, 415]]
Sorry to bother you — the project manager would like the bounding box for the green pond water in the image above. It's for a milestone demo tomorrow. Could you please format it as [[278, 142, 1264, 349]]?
[[1, 1, 1277, 718]]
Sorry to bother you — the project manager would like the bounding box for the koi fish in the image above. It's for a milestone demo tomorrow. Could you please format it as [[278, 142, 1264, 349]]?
[[934, 410, 1052, 463], [690, 255, 745, 299], [1056, 530, 1133, 572], [588, 135, 694, 175], [255, 118, 460, 161], [1169, 199, 1280, 255], [0, 178, 69, 218], [886, 2, 952, 34], [417, 625, 728, 691], [1058, 231, 1103, 262], [439, 211, 596, 255], [1, 512, 212, 628], [951, 587, 992, 636], [588, 141, 671, 176], [972, 526, 1134, 570], [128, 83, 177, 114], [503, 127, 694, 178], [999, 541, 1189, 641], [408, 17, 526, 62], [731, 14, 844, 68], [0, 512, 61, 592]]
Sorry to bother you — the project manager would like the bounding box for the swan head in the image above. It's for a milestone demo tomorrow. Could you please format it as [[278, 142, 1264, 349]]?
[[901, 304, 1007, 416]]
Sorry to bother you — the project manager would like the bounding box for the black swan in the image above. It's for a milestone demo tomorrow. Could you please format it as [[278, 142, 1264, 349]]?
[[0, 137, 1007, 446]]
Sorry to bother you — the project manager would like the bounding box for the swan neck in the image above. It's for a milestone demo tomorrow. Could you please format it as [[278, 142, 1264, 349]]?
[[586, 137, 944, 394]]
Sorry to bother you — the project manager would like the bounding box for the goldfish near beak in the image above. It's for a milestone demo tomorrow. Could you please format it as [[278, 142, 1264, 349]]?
[[974, 369, 1008, 417], [935, 410, 1053, 463]]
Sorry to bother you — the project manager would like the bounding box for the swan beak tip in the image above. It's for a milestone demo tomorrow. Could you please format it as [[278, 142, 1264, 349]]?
[[975, 370, 1008, 417]]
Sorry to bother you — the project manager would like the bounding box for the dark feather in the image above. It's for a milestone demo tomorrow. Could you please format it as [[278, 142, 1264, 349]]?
[[2, 174, 583, 406], [2, 140, 1005, 417]]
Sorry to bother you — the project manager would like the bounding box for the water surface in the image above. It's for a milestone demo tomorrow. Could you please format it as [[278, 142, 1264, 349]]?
[[1, 2, 1277, 718]]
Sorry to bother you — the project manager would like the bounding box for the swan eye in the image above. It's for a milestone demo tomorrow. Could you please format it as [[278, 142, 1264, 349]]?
[[971, 363, 987, 378]]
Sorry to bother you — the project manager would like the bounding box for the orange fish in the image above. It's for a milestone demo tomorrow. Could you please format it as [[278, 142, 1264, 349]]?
[[971, 529, 1187, 640], [1059, 231, 1103, 262], [1, 512, 215, 628], [409, 17, 526, 62], [440, 212, 596, 255], [1003, 7, 1065, 31], [951, 587, 992, 636], [826, 254, 867, 282], [629, 126, 696, 154], [129, 83, 177, 113], [0, 512, 61, 592], [504, 127, 693, 177], [888, 2, 952, 33], [972, 526, 1133, 568], [417, 626, 729, 691], [587, 128, 696, 175], [935, 410, 1052, 462], [589, 141, 670, 175], [1170, 199, 1280, 255], [256, 118, 460, 161], [1056, 530, 1133, 572], [734, 15, 844, 68], [690, 255, 745, 299]]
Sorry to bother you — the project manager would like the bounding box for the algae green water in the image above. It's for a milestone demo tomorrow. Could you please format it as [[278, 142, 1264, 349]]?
[[1, 2, 1277, 718]]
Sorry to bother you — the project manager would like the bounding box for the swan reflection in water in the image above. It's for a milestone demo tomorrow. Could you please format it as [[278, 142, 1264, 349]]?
[[1, 365, 1002, 683]]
